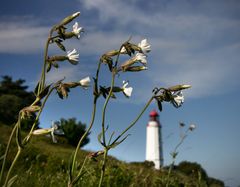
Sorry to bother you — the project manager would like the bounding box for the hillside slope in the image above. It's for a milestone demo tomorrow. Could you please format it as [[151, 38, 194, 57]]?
[[0, 125, 224, 187]]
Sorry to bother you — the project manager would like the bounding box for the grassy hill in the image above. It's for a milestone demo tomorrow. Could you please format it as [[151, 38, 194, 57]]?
[[0, 124, 224, 187]]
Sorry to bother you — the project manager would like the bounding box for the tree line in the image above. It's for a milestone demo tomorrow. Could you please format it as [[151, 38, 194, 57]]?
[[0, 75, 90, 147]]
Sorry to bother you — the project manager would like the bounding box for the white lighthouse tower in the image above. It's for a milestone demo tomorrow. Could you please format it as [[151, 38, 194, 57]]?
[[146, 109, 163, 169]]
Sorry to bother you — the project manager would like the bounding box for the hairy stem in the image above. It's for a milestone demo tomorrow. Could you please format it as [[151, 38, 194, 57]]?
[[101, 72, 116, 146], [23, 87, 55, 143], [3, 147, 21, 187], [38, 27, 55, 94], [98, 148, 108, 187]]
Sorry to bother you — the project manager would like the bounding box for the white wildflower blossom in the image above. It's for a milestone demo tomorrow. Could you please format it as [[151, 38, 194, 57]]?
[[32, 122, 60, 143], [67, 49, 79, 64], [72, 22, 83, 39], [189, 124, 196, 131], [122, 80, 133, 98], [134, 52, 147, 65], [171, 91, 184, 108], [120, 46, 127, 53], [79, 76, 91, 88], [138, 39, 151, 54]]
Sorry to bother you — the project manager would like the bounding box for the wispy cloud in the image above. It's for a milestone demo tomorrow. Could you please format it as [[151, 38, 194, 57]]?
[[1, 1, 240, 99], [79, 0, 240, 99], [0, 17, 49, 54]]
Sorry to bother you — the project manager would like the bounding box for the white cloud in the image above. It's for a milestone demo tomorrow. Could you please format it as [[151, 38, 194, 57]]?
[[1, 1, 240, 99], [0, 18, 48, 54], [79, 0, 240, 99]]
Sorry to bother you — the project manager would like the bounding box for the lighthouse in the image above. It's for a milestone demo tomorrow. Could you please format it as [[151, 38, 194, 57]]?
[[146, 109, 163, 169]]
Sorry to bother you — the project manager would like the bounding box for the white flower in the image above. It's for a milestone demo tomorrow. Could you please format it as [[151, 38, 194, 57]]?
[[79, 76, 91, 88], [134, 52, 147, 65], [67, 49, 79, 64], [33, 123, 59, 143], [189, 124, 196, 131], [138, 39, 151, 54], [171, 91, 184, 108], [120, 46, 127, 53], [72, 22, 83, 39], [122, 80, 133, 97]]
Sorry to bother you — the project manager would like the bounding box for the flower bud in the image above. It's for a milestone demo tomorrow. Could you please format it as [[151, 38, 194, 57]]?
[[189, 124, 196, 131], [105, 50, 119, 57], [58, 12, 80, 27], [32, 128, 53, 135], [168, 84, 191, 91], [124, 66, 148, 72], [79, 76, 91, 88]]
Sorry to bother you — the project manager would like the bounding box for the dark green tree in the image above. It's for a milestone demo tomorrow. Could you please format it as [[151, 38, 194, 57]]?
[[177, 161, 208, 180], [0, 75, 38, 130], [60, 118, 90, 147]]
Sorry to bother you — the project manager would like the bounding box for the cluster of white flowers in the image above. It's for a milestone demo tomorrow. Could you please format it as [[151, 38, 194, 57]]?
[[134, 38, 151, 66]]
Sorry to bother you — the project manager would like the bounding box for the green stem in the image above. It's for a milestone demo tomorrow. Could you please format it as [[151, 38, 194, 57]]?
[[0, 124, 17, 184], [166, 130, 189, 187], [3, 147, 21, 187], [38, 27, 55, 94], [166, 160, 175, 187], [70, 61, 102, 183], [98, 148, 108, 187], [71, 96, 98, 174], [70, 156, 88, 186], [101, 72, 116, 146], [23, 87, 55, 144], [111, 96, 154, 145]]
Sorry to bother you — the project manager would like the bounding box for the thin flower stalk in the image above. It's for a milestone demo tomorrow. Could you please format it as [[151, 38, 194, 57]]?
[[166, 125, 196, 187], [69, 61, 102, 186]]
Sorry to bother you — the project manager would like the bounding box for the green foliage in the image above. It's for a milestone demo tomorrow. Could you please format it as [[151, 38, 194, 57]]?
[[60, 118, 90, 147], [0, 76, 38, 130], [0, 124, 224, 187], [177, 161, 208, 180]]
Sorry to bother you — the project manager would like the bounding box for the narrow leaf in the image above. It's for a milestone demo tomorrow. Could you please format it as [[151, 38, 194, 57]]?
[[47, 62, 52, 72], [110, 134, 130, 149], [7, 175, 18, 187], [55, 40, 66, 51], [68, 152, 74, 183], [157, 100, 162, 112], [108, 131, 115, 146], [34, 82, 40, 96], [39, 84, 51, 99]]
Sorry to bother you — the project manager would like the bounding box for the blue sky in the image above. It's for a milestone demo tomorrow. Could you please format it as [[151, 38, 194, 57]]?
[[1, 0, 240, 186]]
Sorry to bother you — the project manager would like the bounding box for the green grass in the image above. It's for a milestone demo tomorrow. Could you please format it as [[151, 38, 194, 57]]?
[[0, 124, 224, 187]]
